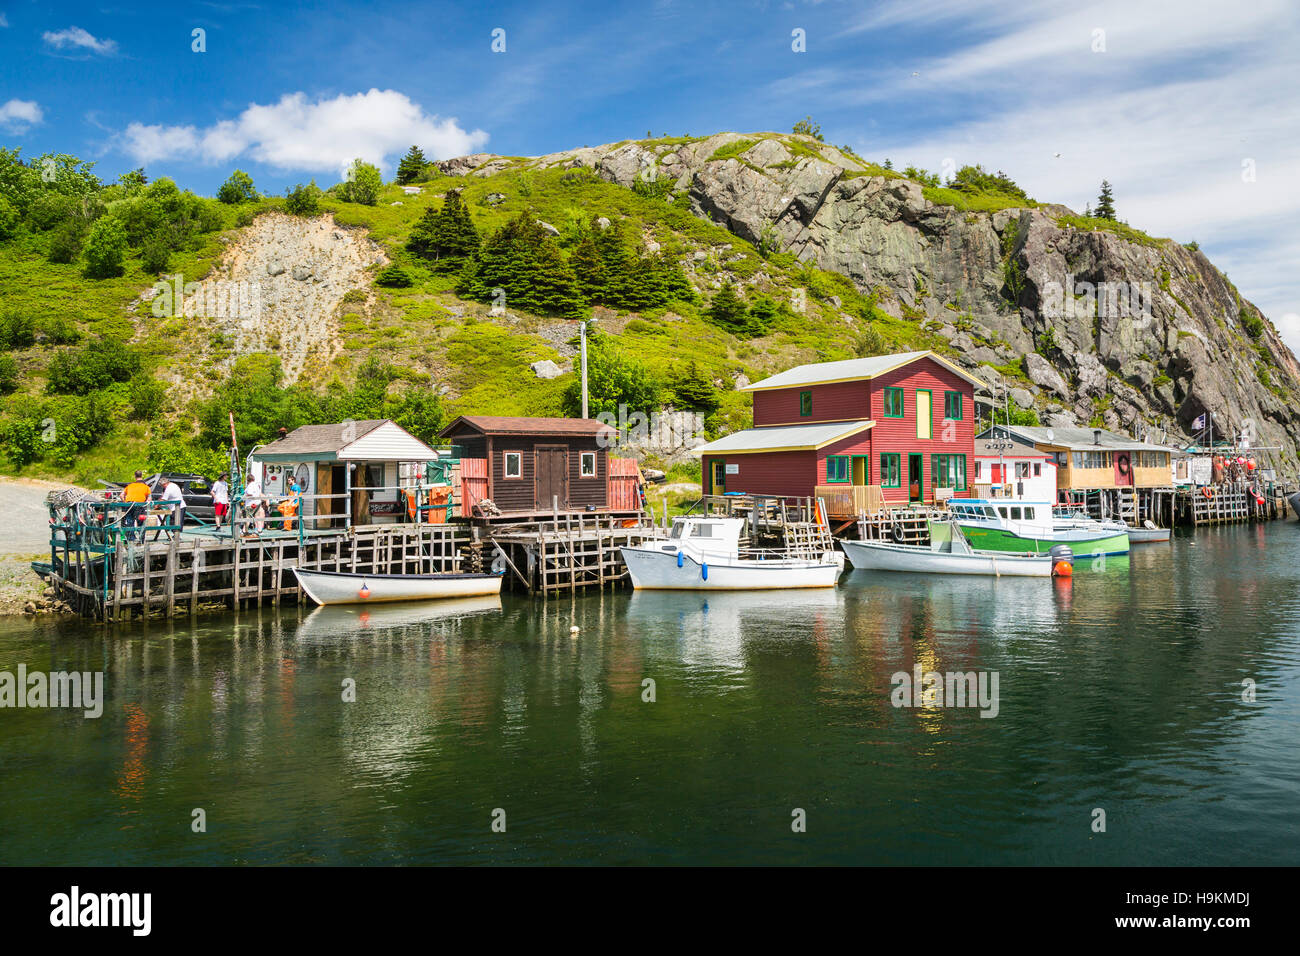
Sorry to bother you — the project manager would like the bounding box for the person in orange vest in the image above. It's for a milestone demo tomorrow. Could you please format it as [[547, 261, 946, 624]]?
[[123, 471, 151, 542]]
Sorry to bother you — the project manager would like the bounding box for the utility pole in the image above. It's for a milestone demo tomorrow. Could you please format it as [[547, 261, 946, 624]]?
[[580, 317, 595, 418]]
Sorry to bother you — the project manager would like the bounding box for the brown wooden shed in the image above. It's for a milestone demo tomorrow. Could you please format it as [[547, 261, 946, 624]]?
[[439, 415, 640, 517]]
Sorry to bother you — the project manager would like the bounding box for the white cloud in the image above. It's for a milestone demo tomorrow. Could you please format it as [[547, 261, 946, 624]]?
[[0, 99, 44, 132], [1276, 314, 1300, 356], [120, 90, 488, 175], [0, 13, 9, 28], [42, 26, 118, 55]]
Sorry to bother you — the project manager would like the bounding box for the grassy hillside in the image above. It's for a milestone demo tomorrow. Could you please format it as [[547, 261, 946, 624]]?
[[1, 147, 957, 485]]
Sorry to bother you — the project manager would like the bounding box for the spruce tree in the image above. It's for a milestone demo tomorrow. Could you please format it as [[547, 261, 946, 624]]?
[[396, 146, 427, 185], [1095, 181, 1116, 220], [706, 281, 748, 334], [407, 189, 479, 267], [570, 234, 608, 303], [456, 213, 583, 318]]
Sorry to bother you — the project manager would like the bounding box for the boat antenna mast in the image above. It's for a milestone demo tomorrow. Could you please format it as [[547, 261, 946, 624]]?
[[228, 411, 244, 497]]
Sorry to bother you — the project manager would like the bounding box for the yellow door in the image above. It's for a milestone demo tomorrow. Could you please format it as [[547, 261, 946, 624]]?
[[916, 390, 932, 439]]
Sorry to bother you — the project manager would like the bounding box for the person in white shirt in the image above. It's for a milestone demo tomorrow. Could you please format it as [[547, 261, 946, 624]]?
[[161, 479, 186, 537], [243, 476, 265, 533], [211, 474, 230, 530]]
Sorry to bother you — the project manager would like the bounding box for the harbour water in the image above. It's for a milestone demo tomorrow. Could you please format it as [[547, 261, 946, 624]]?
[[2, 521, 1298, 865]]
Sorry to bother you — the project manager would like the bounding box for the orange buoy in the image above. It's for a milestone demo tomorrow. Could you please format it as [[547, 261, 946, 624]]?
[[1052, 561, 1073, 577], [358, 583, 371, 599]]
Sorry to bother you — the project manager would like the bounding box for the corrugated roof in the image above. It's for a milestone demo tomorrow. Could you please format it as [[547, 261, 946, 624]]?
[[441, 415, 614, 437], [693, 420, 874, 455], [743, 350, 989, 391], [255, 420, 387, 456], [983, 424, 1178, 453]]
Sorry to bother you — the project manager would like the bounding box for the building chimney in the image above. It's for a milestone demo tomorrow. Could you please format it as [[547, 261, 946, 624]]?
[[1093, 428, 1102, 446], [277, 427, 288, 440]]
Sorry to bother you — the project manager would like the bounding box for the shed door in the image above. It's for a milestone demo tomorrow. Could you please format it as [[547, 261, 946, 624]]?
[[1114, 452, 1133, 487], [535, 445, 569, 511]]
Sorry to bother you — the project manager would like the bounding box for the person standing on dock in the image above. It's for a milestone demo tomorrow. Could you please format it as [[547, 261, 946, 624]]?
[[123, 471, 151, 542], [211, 473, 230, 530], [243, 474, 266, 534], [161, 478, 185, 537]]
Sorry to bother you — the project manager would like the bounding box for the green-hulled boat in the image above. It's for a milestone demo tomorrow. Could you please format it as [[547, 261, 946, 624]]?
[[947, 499, 1130, 556]]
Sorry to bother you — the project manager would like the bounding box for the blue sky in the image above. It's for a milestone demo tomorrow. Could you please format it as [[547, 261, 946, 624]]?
[[2, 0, 1298, 352]]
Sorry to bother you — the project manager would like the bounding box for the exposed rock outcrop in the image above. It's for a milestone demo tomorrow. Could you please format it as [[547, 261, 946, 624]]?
[[430, 132, 1300, 464]]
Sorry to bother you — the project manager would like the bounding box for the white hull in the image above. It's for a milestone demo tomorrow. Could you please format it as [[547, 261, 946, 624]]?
[[1127, 527, 1171, 543], [841, 538, 1054, 576], [293, 567, 503, 605], [620, 546, 840, 590], [297, 595, 503, 640]]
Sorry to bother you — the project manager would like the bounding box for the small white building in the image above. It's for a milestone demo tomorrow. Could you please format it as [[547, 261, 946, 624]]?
[[972, 433, 1057, 500], [252, 419, 440, 528]]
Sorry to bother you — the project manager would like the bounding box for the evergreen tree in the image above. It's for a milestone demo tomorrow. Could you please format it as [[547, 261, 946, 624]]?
[[396, 146, 427, 185], [706, 281, 749, 334], [407, 189, 479, 267], [570, 234, 608, 303], [456, 213, 583, 318], [670, 361, 721, 412], [1095, 181, 1116, 220]]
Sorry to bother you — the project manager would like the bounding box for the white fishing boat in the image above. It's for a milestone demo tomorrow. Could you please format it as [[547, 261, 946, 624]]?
[[950, 499, 1130, 556], [841, 520, 1071, 577], [620, 516, 842, 590], [1055, 507, 1170, 543], [292, 567, 503, 605]]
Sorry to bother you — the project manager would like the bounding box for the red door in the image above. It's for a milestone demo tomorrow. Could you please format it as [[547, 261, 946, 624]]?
[[1114, 452, 1133, 487], [991, 463, 1005, 484]]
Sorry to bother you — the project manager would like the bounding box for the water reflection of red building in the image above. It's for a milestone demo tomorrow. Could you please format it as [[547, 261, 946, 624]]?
[[115, 702, 149, 806]]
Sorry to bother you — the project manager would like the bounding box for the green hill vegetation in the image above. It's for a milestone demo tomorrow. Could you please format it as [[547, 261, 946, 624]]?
[[1, 139, 967, 484]]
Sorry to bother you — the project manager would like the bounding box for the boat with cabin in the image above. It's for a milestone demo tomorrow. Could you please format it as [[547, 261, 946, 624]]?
[[1053, 507, 1171, 543], [292, 567, 503, 605], [841, 519, 1072, 577], [620, 516, 842, 590], [948, 499, 1130, 556]]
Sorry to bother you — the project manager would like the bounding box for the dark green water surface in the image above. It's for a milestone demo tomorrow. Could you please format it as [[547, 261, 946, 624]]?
[[2, 521, 1297, 865]]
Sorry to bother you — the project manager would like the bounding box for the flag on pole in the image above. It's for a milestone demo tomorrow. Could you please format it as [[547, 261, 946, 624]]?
[[1193, 413, 1207, 430]]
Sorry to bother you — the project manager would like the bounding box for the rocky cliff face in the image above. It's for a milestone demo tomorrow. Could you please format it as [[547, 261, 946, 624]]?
[[440, 132, 1300, 468]]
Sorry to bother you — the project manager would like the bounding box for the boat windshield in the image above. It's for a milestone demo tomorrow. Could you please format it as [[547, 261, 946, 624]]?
[[670, 522, 686, 539]]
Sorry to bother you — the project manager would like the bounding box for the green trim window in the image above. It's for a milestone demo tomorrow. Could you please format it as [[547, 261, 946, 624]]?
[[879, 453, 901, 488], [883, 387, 904, 417], [825, 455, 850, 483], [931, 454, 967, 491], [799, 390, 812, 417], [944, 390, 963, 421]]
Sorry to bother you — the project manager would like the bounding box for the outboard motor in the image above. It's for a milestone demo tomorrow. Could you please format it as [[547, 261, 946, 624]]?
[[1049, 543, 1074, 577]]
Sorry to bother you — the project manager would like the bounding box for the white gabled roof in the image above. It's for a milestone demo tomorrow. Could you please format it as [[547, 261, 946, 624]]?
[[693, 420, 874, 456], [255, 419, 439, 462], [743, 350, 989, 392]]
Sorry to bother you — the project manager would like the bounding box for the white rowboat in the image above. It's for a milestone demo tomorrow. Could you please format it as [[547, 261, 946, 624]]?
[[292, 567, 503, 605]]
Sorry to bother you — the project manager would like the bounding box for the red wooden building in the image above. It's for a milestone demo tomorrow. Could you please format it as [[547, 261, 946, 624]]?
[[439, 415, 641, 518], [696, 351, 985, 510]]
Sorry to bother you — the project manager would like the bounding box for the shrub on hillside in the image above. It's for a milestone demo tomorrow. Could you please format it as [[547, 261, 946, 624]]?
[[46, 337, 141, 394], [81, 216, 128, 278], [217, 169, 259, 204], [284, 181, 322, 216]]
